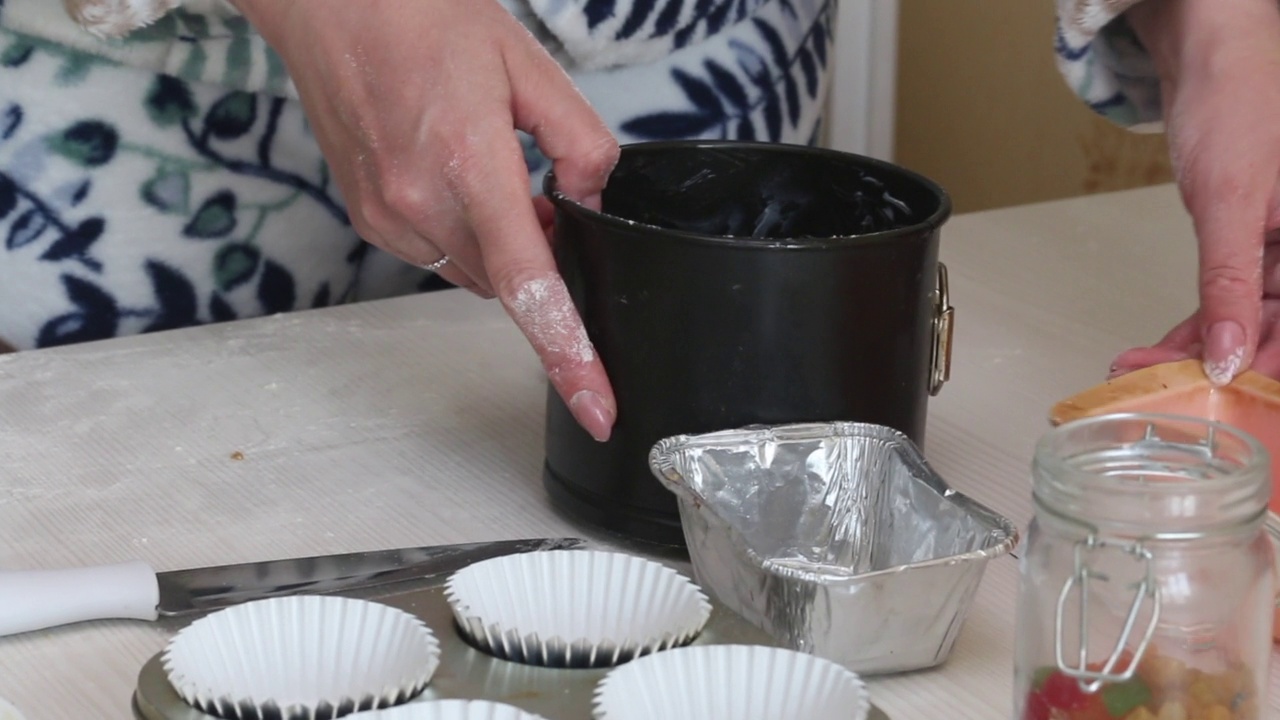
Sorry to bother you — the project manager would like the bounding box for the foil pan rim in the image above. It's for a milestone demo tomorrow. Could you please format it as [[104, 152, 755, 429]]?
[[701, 504, 1017, 588], [648, 420, 1021, 585]]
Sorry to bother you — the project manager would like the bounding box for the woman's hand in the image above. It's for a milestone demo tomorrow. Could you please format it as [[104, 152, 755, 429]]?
[[230, 0, 621, 441], [1115, 0, 1280, 385], [1111, 238, 1280, 379]]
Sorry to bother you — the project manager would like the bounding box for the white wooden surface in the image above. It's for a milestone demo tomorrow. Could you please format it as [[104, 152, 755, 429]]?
[[0, 184, 1276, 719]]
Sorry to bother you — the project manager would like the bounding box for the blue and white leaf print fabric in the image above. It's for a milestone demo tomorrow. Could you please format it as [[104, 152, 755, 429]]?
[[1053, 0, 1163, 130], [0, 0, 837, 350]]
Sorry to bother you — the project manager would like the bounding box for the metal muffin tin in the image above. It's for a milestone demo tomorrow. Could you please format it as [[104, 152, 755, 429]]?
[[131, 551, 892, 720]]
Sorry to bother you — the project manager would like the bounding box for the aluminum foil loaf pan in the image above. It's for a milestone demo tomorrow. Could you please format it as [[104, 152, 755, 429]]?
[[647, 421, 1019, 675]]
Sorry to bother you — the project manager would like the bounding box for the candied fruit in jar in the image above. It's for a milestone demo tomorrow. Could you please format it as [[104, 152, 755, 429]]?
[[1155, 701, 1187, 720], [1232, 697, 1259, 720], [1033, 654, 1262, 720], [1023, 644, 1261, 720], [1023, 689, 1051, 720], [1197, 706, 1231, 720], [1221, 660, 1256, 698], [1138, 653, 1189, 693], [1069, 693, 1113, 720], [1042, 670, 1090, 711], [1186, 670, 1228, 708], [1101, 677, 1153, 718]]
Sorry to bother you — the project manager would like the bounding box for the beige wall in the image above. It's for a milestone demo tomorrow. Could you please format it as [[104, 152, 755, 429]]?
[[893, 0, 1173, 214]]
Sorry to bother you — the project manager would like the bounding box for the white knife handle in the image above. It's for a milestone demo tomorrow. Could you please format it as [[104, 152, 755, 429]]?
[[0, 560, 160, 637]]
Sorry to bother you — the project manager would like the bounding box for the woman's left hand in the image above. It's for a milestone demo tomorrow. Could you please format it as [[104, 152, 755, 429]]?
[[1111, 238, 1280, 380], [229, 0, 622, 442]]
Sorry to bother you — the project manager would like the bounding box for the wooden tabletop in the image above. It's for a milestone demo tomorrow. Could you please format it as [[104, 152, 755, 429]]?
[[0, 183, 1274, 719]]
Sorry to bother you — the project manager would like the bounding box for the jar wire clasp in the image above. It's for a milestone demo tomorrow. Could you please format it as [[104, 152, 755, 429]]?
[[1053, 534, 1162, 693]]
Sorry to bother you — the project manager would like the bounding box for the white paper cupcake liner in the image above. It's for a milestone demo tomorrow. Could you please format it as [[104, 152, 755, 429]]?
[[0, 697, 26, 720], [162, 595, 441, 720], [592, 644, 872, 720], [347, 699, 550, 720], [444, 549, 710, 668]]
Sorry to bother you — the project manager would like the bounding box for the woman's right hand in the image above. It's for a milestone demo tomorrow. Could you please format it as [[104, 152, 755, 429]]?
[[1113, 0, 1280, 385], [1111, 241, 1280, 379]]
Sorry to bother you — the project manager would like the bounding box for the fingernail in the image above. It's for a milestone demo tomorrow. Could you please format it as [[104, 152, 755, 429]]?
[[569, 390, 615, 442], [1203, 320, 1246, 386], [581, 193, 602, 212], [1107, 365, 1130, 380]]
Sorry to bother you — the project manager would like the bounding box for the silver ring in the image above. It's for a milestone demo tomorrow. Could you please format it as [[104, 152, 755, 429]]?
[[421, 255, 449, 272]]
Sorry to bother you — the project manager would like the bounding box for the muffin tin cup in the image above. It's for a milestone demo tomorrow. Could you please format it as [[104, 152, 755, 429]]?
[[444, 549, 710, 668], [162, 596, 441, 719], [591, 644, 872, 720], [348, 699, 550, 720]]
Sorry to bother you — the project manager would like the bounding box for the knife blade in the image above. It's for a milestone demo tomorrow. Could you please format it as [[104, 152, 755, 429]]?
[[0, 537, 585, 637]]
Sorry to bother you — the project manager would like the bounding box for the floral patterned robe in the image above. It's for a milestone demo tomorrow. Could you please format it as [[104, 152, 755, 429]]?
[[0, 0, 837, 349]]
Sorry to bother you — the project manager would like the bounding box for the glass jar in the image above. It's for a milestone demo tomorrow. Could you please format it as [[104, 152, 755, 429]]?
[[1014, 413, 1275, 720]]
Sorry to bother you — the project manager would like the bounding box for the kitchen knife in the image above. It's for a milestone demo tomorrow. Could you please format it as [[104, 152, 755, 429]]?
[[0, 536, 585, 637]]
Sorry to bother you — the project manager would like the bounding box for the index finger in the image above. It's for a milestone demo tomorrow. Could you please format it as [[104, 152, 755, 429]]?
[[451, 121, 616, 443]]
